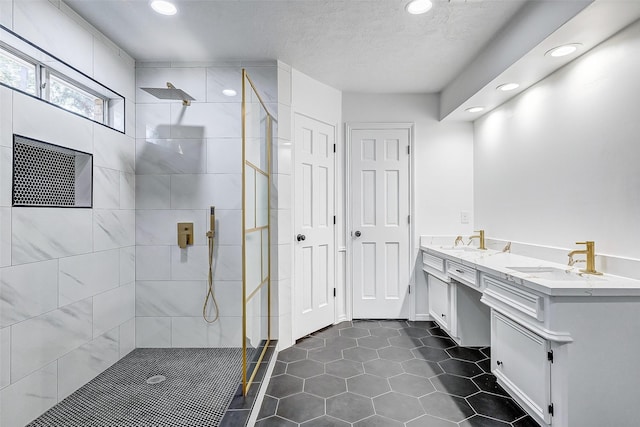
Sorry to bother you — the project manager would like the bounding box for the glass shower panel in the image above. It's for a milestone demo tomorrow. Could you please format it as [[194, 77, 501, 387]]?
[[242, 69, 273, 396]]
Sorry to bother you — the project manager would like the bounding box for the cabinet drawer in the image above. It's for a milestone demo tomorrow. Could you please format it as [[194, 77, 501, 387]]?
[[447, 260, 478, 288], [492, 311, 551, 424], [482, 275, 544, 321], [422, 252, 445, 273]]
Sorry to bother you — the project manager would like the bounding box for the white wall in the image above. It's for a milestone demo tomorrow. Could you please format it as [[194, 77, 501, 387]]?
[[474, 19, 640, 261], [0, 1, 135, 426], [342, 93, 474, 320], [134, 62, 277, 348]]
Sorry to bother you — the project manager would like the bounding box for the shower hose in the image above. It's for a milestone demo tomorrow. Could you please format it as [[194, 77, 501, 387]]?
[[203, 229, 220, 323]]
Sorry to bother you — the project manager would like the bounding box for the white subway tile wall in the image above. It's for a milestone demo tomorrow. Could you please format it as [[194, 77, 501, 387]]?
[[0, 2, 136, 426]]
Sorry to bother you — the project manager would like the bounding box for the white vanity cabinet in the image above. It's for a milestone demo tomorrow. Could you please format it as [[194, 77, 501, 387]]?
[[423, 251, 490, 347], [427, 275, 455, 333], [492, 311, 552, 425]]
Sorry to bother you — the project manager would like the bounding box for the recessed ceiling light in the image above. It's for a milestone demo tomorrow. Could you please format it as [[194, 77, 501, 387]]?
[[545, 43, 582, 58], [497, 83, 520, 92], [406, 0, 433, 15], [222, 89, 237, 97], [466, 106, 485, 113], [150, 0, 177, 15]]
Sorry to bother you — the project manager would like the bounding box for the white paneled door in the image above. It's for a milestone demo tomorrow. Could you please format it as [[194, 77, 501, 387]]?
[[350, 127, 410, 319], [293, 114, 335, 340]]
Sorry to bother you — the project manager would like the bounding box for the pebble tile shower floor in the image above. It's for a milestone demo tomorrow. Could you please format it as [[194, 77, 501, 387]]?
[[27, 348, 244, 427], [257, 320, 540, 427]]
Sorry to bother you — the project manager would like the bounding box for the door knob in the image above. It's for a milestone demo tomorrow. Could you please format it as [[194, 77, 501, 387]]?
[[354, 230, 362, 238], [296, 234, 306, 242]]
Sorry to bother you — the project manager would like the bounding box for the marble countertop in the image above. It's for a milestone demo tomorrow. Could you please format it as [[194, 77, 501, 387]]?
[[420, 239, 640, 297]]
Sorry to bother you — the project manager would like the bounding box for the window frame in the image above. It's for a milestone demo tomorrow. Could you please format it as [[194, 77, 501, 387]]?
[[0, 25, 125, 134]]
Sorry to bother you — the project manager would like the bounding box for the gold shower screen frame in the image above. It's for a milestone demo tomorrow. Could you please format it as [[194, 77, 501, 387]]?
[[242, 69, 273, 396]]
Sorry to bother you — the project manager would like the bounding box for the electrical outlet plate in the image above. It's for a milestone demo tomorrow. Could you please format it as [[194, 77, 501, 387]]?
[[460, 211, 470, 224]]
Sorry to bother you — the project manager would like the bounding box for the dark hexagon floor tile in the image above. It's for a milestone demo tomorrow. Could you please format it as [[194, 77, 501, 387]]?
[[295, 336, 325, 350], [266, 374, 304, 398], [276, 392, 325, 423], [480, 347, 491, 358], [440, 358, 483, 378], [347, 373, 390, 397], [354, 414, 403, 427], [412, 346, 451, 362], [257, 395, 278, 420], [364, 358, 403, 378], [431, 373, 480, 398], [370, 327, 401, 338], [305, 374, 347, 398], [421, 335, 457, 349], [373, 391, 425, 423], [402, 358, 443, 378], [313, 327, 341, 339], [459, 415, 512, 427], [472, 373, 509, 397], [399, 327, 431, 338], [343, 346, 379, 362], [357, 335, 390, 350], [388, 373, 436, 397], [301, 415, 350, 427], [388, 335, 423, 349], [406, 414, 458, 427], [419, 392, 475, 422], [467, 392, 526, 422], [513, 416, 541, 427], [308, 346, 343, 363], [353, 319, 380, 328], [272, 361, 287, 376], [429, 326, 451, 338], [287, 358, 324, 378], [378, 320, 408, 329], [278, 346, 307, 362], [406, 320, 437, 329], [336, 321, 353, 329], [327, 392, 375, 423], [378, 346, 414, 362], [340, 327, 370, 338], [325, 336, 358, 351], [325, 359, 364, 378], [446, 346, 487, 362], [255, 416, 298, 427], [477, 358, 492, 374]]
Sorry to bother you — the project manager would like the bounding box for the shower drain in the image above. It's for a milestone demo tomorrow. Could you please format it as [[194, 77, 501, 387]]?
[[146, 375, 166, 385]]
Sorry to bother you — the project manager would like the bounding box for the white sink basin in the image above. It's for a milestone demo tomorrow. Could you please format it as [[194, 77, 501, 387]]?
[[506, 266, 605, 281], [440, 246, 482, 252]]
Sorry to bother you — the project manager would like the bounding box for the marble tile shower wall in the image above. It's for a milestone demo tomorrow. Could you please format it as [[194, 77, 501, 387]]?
[[134, 63, 277, 348], [0, 2, 136, 426]]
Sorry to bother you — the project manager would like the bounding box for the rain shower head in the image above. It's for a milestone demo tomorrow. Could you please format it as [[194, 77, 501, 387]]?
[[140, 82, 195, 106]]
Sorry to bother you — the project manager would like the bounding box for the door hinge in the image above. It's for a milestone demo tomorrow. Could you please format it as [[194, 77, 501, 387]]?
[[548, 404, 554, 416], [333, 144, 336, 153], [408, 215, 411, 224], [333, 216, 336, 225], [408, 285, 411, 295], [333, 288, 336, 297], [407, 145, 410, 155], [547, 350, 554, 363]]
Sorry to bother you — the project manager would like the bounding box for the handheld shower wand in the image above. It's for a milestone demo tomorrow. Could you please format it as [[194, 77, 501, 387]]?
[[203, 206, 220, 323]]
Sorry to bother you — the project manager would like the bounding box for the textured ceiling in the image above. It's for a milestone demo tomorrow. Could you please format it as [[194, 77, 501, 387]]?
[[65, 0, 527, 93]]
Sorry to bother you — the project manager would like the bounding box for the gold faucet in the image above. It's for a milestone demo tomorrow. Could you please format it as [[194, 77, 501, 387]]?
[[568, 241, 602, 275], [468, 230, 486, 250]]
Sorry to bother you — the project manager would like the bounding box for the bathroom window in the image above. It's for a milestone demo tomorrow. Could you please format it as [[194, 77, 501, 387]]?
[[47, 73, 105, 123], [0, 47, 36, 95], [0, 27, 125, 133]]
